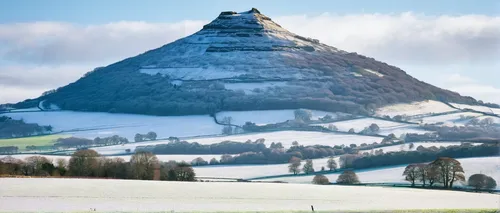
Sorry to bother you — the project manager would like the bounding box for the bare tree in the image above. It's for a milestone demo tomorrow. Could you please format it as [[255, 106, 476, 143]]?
[[430, 157, 465, 188], [312, 175, 330, 185], [220, 154, 233, 164], [426, 164, 439, 187], [23, 156, 51, 176], [327, 156, 337, 171], [68, 149, 100, 177], [336, 170, 360, 184], [288, 157, 302, 175], [130, 151, 159, 180], [403, 164, 419, 187], [468, 174, 497, 190], [209, 158, 219, 165], [294, 109, 312, 122], [303, 159, 314, 174], [339, 154, 358, 169]]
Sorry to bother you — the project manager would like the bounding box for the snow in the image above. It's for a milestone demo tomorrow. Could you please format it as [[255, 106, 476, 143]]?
[[359, 142, 481, 154], [1, 178, 498, 212], [2, 111, 223, 140], [363, 68, 384, 77], [91, 131, 382, 155], [413, 112, 483, 126], [260, 157, 500, 189], [451, 103, 500, 115], [313, 118, 431, 136], [0, 154, 224, 163], [224, 82, 287, 94], [216, 109, 348, 126], [376, 100, 457, 117]]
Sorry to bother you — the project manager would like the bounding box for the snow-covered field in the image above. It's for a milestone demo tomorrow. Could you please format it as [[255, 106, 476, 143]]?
[[376, 100, 457, 117], [3, 111, 223, 140], [215, 109, 348, 126], [0, 154, 224, 163], [414, 112, 483, 126], [1, 178, 498, 212], [92, 131, 383, 155], [360, 142, 480, 154], [313, 118, 431, 136], [259, 157, 500, 189], [451, 103, 500, 115]]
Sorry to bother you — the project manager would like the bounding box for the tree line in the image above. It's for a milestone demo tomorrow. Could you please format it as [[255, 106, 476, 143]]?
[[311, 156, 497, 191], [0, 116, 53, 139], [0, 149, 195, 181]]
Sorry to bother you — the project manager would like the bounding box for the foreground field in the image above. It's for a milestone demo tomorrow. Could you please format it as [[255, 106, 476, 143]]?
[[0, 178, 498, 212]]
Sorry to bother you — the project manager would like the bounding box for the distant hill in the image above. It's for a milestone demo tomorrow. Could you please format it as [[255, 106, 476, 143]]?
[[13, 8, 478, 116]]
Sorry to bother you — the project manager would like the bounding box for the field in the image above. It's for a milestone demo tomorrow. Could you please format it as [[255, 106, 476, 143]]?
[[414, 112, 483, 126], [0, 134, 68, 151], [376, 100, 457, 117], [91, 131, 383, 155], [215, 109, 349, 126], [361, 142, 480, 153], [0, 178, 498, 212], [3, 111, 223, 140], [451, 103, 500, 115], [312, 118, 431, 136], [257, 157, 500, 189]]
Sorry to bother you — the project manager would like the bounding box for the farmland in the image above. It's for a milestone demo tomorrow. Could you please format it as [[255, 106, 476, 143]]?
[[0, 178, 498, 212], [0, 134, 69, 151]]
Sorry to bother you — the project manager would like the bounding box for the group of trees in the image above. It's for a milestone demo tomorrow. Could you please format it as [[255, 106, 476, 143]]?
[[403, 157, 497, 190], [0, 146, 18, 154], [134, 132, 158, 142], [419, 124, 500, 141], [288, 156, 338, 175], [0, 150, 196, 181], [0, 116, 52, 139], [349, 143, 499, 170], [312, 170, 360, 185], [54, 135, 129, 148]]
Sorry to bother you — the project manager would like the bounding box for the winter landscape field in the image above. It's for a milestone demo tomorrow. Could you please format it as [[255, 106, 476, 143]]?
[[1, 178, 498, 212]]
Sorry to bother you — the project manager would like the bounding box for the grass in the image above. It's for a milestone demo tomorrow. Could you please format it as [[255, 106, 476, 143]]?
[[0, 134, 69, 151]]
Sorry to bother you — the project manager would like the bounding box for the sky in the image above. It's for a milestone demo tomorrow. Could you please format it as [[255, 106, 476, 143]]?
[[1, 0, 499, 104]]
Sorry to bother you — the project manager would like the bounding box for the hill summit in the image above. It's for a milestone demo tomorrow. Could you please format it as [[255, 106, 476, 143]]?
[[16, 8, 477, 115]]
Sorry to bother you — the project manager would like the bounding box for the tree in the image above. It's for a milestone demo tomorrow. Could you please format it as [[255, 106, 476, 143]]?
[[23, 156, 51, 176], [339, 154, 358, 168], [134, 133, 144, 142], [146, 131, 157, 140], [220, 154, 233, 164], [312, 175, 330, 185], [288, 157, 302, 175], [303, 159, 314, 174], [403, 164, 420, 187], [468, 174, 497, 190], [369, 123, 380, 133], [209, 158, 219, 165], [221, 116, 233, 125], [327, 156, 337, 171], [348, 128, 355, 133], [409, 143, 415, 150], [430, 157, 465, 188], [174, 162, 196, 181], [222, 126, 233, 135], [291, 141, 299, 147], [336, 170, 360, 184], [426, 164, 439, 187], [327, 124, 338, 131], [294, 109, 312, 122], [191, 157, 208, 166], [68, 149, 100, 177], [130, 151, 159, 180]]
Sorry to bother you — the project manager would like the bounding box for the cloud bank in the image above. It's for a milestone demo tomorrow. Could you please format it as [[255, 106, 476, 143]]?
[[1, 12, 499, 104]]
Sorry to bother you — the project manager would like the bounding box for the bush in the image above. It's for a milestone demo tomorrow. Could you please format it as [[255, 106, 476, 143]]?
[[468, 174, 497, 190], [336, 170, 360, 184], [312, 175, 330, 185]]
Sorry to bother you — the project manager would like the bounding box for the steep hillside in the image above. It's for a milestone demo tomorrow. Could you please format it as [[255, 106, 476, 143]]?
[[14, 8, 477, 116]]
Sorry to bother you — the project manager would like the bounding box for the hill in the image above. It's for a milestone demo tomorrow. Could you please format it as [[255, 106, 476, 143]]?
[[13, 8, 478, 116]]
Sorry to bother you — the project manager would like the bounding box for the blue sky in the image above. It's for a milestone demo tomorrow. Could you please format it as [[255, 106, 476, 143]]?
[[0, 0, 499, 104], [1, 0, 499, 23]]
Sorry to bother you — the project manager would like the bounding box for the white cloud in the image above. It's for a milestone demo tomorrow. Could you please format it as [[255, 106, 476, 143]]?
[[1, 12, 499, 104]]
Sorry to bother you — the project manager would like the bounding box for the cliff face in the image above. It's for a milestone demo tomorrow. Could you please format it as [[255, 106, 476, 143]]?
[[15, 9, 477, 115]]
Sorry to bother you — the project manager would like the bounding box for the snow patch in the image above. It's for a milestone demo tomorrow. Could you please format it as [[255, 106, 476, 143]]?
[[376, 100, 457, 117]]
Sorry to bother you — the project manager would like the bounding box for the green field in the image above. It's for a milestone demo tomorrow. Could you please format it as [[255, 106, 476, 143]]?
[[0, 134, 69, 151]]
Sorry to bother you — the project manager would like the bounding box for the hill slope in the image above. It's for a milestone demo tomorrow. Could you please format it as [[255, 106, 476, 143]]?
[[14, 8, 477, 115]]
